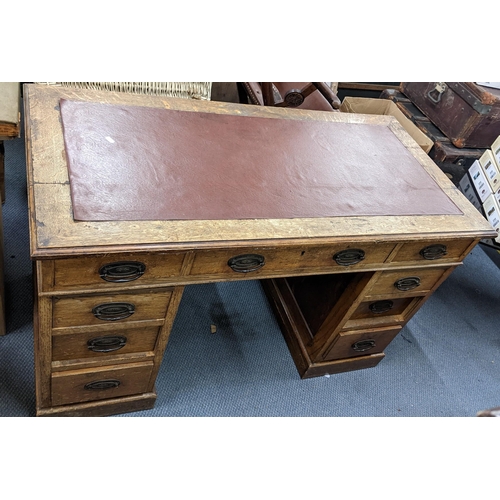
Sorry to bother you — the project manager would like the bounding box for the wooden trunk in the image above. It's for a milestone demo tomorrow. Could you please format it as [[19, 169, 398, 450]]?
[[380, 90, 486, 186], [401, 82, 500, 149]]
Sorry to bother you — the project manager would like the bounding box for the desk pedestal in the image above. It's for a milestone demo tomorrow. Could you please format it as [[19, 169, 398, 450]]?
[[261, 266, 453, 378], [262, 278, 386, 378]]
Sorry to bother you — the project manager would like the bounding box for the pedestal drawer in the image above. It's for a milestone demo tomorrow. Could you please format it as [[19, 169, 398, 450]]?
[[343, 297, 423, 331], [52, 325, 161, 361], [323, 326, 402, 361], [52, 289, 172, 329], [364, 267, 451, 299], [51, 361, 154, 406]]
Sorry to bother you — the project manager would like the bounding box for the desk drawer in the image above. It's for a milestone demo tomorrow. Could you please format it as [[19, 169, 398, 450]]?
[[391, 239, 473, 264], [52, 289, 172, 329], [52, 325, 160, 361], [323, 326, 402, 361], [51, 361, 153, 406], [189, 242, 396, 278], [50, 252, 186, 291], [343, 297, 423, 331], [364, 267, 450, 299]]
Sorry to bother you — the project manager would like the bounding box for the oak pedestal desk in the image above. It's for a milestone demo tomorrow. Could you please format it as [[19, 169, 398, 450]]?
[[24, 84, 495, 417]]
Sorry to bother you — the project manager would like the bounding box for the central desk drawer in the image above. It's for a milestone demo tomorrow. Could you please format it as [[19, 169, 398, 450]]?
[[189, 242, 396, 278], [52, 325, 161, 361], [52, 289, 172, 328], [51, 361, 154, 406]]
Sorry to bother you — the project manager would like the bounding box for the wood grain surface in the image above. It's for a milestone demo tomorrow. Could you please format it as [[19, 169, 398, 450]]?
[[24, 84, 496, 258]]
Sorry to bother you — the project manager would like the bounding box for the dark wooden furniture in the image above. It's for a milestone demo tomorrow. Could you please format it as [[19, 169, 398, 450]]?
[[24, 84, 495, 417], [380, 89, 487, 186], [239, 82, 341, 111], [401, 82, 500, 149]]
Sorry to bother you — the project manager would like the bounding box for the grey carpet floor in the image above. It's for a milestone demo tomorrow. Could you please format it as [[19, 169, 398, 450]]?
[[1, 110, 500, 418]]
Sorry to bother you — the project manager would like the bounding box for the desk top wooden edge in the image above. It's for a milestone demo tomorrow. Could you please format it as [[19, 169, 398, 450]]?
[[24, 84, 496, 258]]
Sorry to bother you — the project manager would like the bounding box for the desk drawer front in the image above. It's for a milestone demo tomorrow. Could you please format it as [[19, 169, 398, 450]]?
[[365, 267, 450, 298], [51, 252, 185, 291], [343, 297, 422, 330], [52, 326, 160, 361], [391, 239, 473, 264], [323, 326, 402, 361], [52, 290, 172, 328], [51, 361, 153, 406], [189, 242, 396, 278]]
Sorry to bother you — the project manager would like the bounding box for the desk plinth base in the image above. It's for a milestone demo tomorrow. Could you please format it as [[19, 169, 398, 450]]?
[[36, 391, 157, 417], [261, 278, 385, 379]]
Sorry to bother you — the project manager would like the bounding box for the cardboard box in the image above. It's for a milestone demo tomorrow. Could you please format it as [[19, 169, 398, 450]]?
[[479, 149, 500, 190], [459, 173, 482, 211], [491, 135, 500, 169], [468, 160, 492, 203], [482, 194, 500, 243], [339, 97, 434, 153]]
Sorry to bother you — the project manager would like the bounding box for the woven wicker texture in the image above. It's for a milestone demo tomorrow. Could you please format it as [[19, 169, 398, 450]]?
[[39, 82, 212, 100]]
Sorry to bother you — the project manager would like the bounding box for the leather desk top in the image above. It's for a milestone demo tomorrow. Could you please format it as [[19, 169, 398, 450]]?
[[23, 84, 495, 256], [60, 99, 461, 222]]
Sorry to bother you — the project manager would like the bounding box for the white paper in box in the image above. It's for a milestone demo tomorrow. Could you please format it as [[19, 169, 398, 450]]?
[[459, 173, 482, 210], [469, 160, 492, 203], [492, 135, 500, 169], [479, 150, 500, 190], [482, 195, 500, 243], [494, 186, 500, 205]]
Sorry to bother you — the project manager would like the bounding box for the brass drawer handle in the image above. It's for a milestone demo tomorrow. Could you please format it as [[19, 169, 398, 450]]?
[[333, 249, 365, 266], [92, 302, 135, 321], [419, 244, 447, 260], [84, 380, 121, 391], [87, 335, 127, 353], [369, 300, 394, 314], [99, 261, 146, 282], [228, 254, 265, 273], [394, 277, 421, 291], [351, 340, 376, 352]]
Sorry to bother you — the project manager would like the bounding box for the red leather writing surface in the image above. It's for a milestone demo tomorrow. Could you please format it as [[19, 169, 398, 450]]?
[[59, 99, 462, 221]]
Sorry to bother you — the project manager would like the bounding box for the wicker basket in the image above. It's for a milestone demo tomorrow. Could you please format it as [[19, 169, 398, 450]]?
[[39, 82, 212, 101]]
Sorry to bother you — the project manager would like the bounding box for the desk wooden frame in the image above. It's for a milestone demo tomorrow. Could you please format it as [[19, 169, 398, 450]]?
[[24, 84, 495, 417]]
